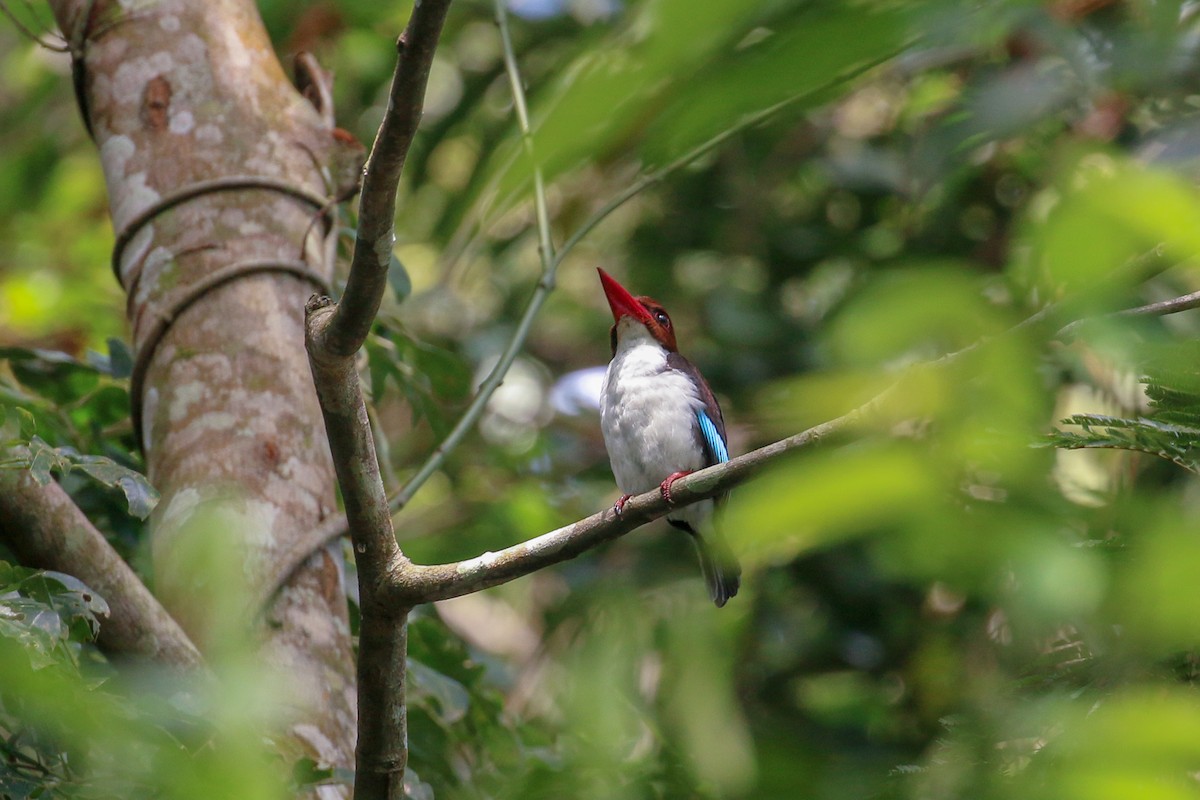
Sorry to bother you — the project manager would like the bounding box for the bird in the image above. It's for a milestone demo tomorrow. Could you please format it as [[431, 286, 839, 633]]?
[[596, 268, 741, 607]]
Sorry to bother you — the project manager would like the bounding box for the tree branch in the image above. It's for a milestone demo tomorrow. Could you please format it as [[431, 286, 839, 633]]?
[[388, 409, 854, 605], [304, 4, 452, 797], [1119, 289, 1200, 318], [322, 0, 453, 357], [0, 468, 202, 668], [306, 299, 407, 800]]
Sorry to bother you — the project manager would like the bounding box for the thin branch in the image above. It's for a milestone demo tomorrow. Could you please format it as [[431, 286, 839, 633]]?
[[388, 0, 555, 512], [0, 466, 202, 668], [387, 408, 857, 605], [1056, 287, 1200, 340], [0, 0, 70, 51], [1119, 289, 1200, 318], [496, 0, 555, 275], [323, 0, 452, 357]]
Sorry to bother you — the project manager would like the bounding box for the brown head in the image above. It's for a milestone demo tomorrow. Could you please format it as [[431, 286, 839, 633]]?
[[597, 268, 678, 355]]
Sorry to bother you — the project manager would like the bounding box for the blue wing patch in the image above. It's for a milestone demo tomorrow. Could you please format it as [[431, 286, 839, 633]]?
[[697, 410, 729, 463]]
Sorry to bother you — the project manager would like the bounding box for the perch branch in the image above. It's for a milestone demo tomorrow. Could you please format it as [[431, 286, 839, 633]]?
[[388, 408, 855, 605], [373, 282, 1200, 607]]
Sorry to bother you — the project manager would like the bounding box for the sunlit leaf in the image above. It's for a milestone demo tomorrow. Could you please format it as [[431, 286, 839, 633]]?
[[642, 3, 912, 164], [1014, 151, 1200, 300]]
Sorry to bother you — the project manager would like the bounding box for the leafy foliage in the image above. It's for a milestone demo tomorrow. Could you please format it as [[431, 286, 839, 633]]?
[[1049, 414, 1200, 472], [0, 563, 108, 672], [0, 435, 159, 519], [0, 345, 156, 522], [0, 586, 290, 800], [12, 0, 1200, 799]]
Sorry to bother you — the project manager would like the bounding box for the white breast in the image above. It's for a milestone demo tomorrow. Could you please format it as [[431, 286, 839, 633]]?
[[599, 323, 706, 499]]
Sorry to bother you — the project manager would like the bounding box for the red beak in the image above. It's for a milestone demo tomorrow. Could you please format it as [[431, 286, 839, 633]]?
[[598, 269, 653, 326]]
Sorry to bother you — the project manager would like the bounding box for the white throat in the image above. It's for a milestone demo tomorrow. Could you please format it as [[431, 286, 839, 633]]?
[[599, 320, 705, 499]]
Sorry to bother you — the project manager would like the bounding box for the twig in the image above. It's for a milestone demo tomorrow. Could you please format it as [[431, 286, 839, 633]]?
[[554, 94, 798, 267], [1119, 289, 1200, 318], [497, 0, 554, 276], [0, 0, 69, 51], [1056, 288, 1200, 339], [388, 0, 556, 512]]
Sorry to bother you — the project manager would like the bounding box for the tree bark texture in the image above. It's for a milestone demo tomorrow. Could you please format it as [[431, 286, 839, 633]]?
[[47, 0, 355, 782]]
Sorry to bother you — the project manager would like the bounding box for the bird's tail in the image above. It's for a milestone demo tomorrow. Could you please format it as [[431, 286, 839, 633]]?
[[688, 526, 742, 608]]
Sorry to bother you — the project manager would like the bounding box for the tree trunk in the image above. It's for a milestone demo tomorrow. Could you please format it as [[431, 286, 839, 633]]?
[[47, 0, 355, 782]]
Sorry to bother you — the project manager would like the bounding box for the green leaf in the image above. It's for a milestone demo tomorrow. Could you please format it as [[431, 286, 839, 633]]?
[[1046, 413, 1200, 472], [408, 658, 470, 726], [0, 405, 35, 447], [642, 3, 911, 165], [15, 407, 35, 439], [0, 347, 101, 406], [1014, 151, 1200, 300], [106, 337, 133, 379], [2, 439, 158, 518], [366, 331, 469, 438], [72, 455, 159, 519], [0, 764, 46, 800], [472, 0, 904, 223], [0, 563, 108, 672], [388, 252, 412, 302]]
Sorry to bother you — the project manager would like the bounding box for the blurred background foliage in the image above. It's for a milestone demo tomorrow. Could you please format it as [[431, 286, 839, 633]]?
[[7, 0, 1200, 797]]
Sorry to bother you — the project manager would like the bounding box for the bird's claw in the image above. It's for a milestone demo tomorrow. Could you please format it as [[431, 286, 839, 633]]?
[[659, 471, 693, 504], [613, 494, 633, 518]]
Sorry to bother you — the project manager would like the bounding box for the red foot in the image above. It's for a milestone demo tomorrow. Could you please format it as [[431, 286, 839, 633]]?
[[613, 494, 633, 518], [659, 471, 693, 504]]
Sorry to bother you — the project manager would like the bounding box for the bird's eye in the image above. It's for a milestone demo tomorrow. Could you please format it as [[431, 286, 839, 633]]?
[[655, 311, 670, 327]]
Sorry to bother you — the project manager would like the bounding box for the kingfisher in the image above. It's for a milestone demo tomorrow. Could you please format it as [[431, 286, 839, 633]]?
[[597, 268, 741, 607]]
